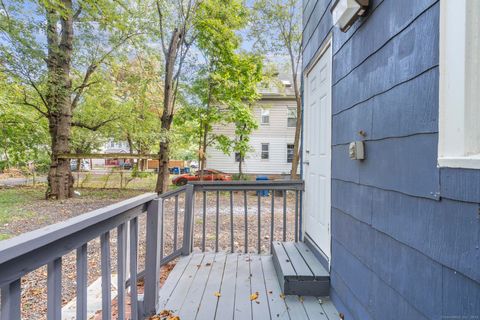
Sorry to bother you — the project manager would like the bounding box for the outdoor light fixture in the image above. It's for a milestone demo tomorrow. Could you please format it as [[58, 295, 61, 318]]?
[[331, 0, 369, 32]]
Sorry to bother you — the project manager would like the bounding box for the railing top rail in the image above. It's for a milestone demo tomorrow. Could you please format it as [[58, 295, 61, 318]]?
[[159, 185, 187, 199], [190, 180, 304, 191], [0, 193, 157, 265]]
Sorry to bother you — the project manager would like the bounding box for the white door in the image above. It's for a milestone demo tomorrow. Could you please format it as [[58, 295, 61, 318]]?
[[304, 43, 332, 262]]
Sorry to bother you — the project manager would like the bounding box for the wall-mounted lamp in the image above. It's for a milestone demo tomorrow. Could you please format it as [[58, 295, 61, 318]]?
[[331, 0, 369, 32]]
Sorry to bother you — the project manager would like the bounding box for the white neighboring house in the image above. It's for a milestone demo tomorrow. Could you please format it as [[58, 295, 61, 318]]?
[[206, 76, 298, 175]]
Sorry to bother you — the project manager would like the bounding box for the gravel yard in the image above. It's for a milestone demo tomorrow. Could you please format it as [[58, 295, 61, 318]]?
[[0, 186, 298, 319]]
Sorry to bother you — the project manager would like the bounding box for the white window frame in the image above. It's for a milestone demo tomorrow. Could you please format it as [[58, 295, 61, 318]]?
[[287, 107, 297, 128], [261, 108, 270, 125], [287, 144, 295, 163], [438, 0, 480, 169], [261, 143, 269, 160], [234, 152, 243, 162]]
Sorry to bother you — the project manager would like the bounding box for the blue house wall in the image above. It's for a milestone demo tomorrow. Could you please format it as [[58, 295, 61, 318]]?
[[302, 0, 480, 319]]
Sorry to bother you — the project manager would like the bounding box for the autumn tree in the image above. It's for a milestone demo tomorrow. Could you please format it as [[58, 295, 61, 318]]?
[[191, 0, 263, 178], [110, 52, 164, 170], [251, 0, 302, 179], [151, 0, 201, 193], [0, 0, 139, 199]]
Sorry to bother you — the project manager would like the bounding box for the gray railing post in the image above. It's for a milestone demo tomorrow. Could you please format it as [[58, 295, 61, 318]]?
[[47, 258, 62, 320], [182, 184, 195, 255], [144, 198, 162, 317], [0, 279, 21, 320]]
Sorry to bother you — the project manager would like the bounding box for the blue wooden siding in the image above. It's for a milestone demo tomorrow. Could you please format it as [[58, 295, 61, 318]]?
[[303, 0, 480, 318]]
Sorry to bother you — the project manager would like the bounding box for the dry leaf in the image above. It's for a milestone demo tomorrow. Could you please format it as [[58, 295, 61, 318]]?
[[250, 292, 259, 301], [205, 262, 211, 266], [158, 310, 174, 317], [214, 291, 221, 297], [280, 293, 286, 300]]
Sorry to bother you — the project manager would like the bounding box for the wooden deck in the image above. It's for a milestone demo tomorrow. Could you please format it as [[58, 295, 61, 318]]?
[[157, 252, 338, 320]]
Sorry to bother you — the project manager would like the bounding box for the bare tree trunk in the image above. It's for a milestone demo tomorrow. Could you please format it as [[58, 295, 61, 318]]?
[[45, 1, 75, 199], [155, 28, 182, 194], [238, 158, 243, 178]]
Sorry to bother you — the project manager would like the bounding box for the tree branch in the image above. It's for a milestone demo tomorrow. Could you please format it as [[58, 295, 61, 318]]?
[[21, 89, 49, 118], [26, 75, 50, 111], [71, 32, 141, 109], [73, 7, 82, 20], [71, 116, 120, 131], [155, 0, 168, 56]]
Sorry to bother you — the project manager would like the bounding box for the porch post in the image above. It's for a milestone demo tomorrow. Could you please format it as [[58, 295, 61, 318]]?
[[143, 198, 162, 317], [182, 184, 195, 255]]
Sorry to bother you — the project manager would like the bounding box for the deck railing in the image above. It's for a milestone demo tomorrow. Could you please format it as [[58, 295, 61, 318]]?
[[0, 180, 303, 319]]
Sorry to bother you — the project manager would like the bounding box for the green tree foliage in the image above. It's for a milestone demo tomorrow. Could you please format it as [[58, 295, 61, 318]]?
[[150, 0, 202, 193], [109, 52, 164, 169], [190, 0, 263, 177], [0, 71, 50, 171], [0, 0, 141, 198], [251, 0, 303, 179]]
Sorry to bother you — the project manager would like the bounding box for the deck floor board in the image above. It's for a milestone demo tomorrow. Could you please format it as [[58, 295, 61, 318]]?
[[196, 253, 227, 320], [233, 254, 252, 320], [215, 253, 238, 320], [250, 255, 271, 319], [157, 252, 338, 320], [178, 253, 216, 319]]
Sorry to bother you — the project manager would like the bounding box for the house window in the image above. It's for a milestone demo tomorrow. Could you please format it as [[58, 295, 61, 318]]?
[[287, 107, 297, 127], [235, 152, 244, 162], [261, 143, 269, 160], [438, 1, 480, 169], [261, 109, 270, 125], [287, 144, 295, 163]]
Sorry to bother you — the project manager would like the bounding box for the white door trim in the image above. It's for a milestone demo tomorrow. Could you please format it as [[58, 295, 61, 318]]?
[[303, 35, 333, 267], [304, 33, 333, 75]]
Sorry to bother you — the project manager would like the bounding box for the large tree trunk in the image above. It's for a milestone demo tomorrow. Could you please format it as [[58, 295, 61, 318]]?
[[290, 72, 302, 180], [45, 1, 75, 199], [155, 29, 182, 194], [155, 103, 175, 193]]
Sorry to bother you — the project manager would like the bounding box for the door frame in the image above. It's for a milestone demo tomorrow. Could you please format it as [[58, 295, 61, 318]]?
[[302, 34, 333, 269]]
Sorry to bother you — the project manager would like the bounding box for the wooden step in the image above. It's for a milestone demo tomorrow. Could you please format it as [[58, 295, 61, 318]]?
[[272, 241, 330, 296]]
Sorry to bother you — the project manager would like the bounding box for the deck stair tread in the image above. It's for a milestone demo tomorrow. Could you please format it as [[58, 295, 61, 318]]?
[[272, 241, 330, 296]]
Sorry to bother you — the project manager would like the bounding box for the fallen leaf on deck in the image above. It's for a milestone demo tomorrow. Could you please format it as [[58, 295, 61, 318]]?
[[214, 291, 221, 297], [280, 293, 286, 300], [250, 292, 259, 301]]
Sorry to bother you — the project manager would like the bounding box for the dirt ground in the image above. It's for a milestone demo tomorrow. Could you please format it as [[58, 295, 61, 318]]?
[[0, 186, 298, 319]]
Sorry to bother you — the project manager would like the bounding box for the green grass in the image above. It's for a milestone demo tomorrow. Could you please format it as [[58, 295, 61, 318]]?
[[75, 171, 159, 190], [0, 187, 42, 225], [0, 187, 42, 240]]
